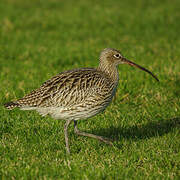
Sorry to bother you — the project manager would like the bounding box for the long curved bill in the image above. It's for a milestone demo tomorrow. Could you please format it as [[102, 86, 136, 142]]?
[[122, 57, 159, 82]]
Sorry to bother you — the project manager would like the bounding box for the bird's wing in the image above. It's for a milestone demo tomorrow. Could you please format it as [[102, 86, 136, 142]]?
[[15, 68, 112, 108]]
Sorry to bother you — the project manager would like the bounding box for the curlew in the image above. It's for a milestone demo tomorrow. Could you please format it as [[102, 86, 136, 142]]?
[[4, 48, 159, 153]]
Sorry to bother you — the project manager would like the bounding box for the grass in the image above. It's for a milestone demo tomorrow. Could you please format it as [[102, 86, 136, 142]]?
[[0, 0, 180, 179]]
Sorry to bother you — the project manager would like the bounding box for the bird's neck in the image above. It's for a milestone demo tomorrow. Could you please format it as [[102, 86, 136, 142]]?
[[98, 61, 119, 84]]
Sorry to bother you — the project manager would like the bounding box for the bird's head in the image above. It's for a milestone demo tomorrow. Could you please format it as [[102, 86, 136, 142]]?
[[99, 48, 159, 81], [100, 48, 124, 66]]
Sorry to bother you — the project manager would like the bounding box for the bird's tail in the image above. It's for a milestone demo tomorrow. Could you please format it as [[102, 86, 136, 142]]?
[[4, 101, 21, 110]]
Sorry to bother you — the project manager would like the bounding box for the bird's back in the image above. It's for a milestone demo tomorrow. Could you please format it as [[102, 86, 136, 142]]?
[[5, 68, 117, 120]]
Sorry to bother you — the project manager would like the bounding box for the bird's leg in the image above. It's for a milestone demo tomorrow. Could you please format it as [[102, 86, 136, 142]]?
[[74, 121, 113, 145], [64, 120, 72, 154]]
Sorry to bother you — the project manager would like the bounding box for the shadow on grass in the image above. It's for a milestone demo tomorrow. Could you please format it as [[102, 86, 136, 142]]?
[[95, 117, 180, 141]]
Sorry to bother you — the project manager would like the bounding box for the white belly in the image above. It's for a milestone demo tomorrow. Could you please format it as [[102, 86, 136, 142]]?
[[35, 104, 106, 121]]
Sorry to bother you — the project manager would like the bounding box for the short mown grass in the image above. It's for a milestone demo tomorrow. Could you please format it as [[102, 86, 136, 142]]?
[[0, 0, 180, 179]]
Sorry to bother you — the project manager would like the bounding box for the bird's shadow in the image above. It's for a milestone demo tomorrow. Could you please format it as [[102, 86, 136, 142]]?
[[95, 117, 180, 142]]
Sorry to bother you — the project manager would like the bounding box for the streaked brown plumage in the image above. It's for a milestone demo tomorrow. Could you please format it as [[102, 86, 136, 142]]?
[[4, 48, 159, 153]]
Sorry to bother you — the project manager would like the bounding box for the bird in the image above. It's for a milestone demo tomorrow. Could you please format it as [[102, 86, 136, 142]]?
[[4, 48, 159, 154]]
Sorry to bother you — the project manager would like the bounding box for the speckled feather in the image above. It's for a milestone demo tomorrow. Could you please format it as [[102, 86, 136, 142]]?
[[5, 67, 117, 120]]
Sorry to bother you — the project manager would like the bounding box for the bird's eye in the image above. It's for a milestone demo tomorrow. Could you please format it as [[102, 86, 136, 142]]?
[[114, 54, 121, 58]]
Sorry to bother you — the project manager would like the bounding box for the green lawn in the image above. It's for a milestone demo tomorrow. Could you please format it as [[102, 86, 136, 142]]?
[[0, 0, 180, 179]]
